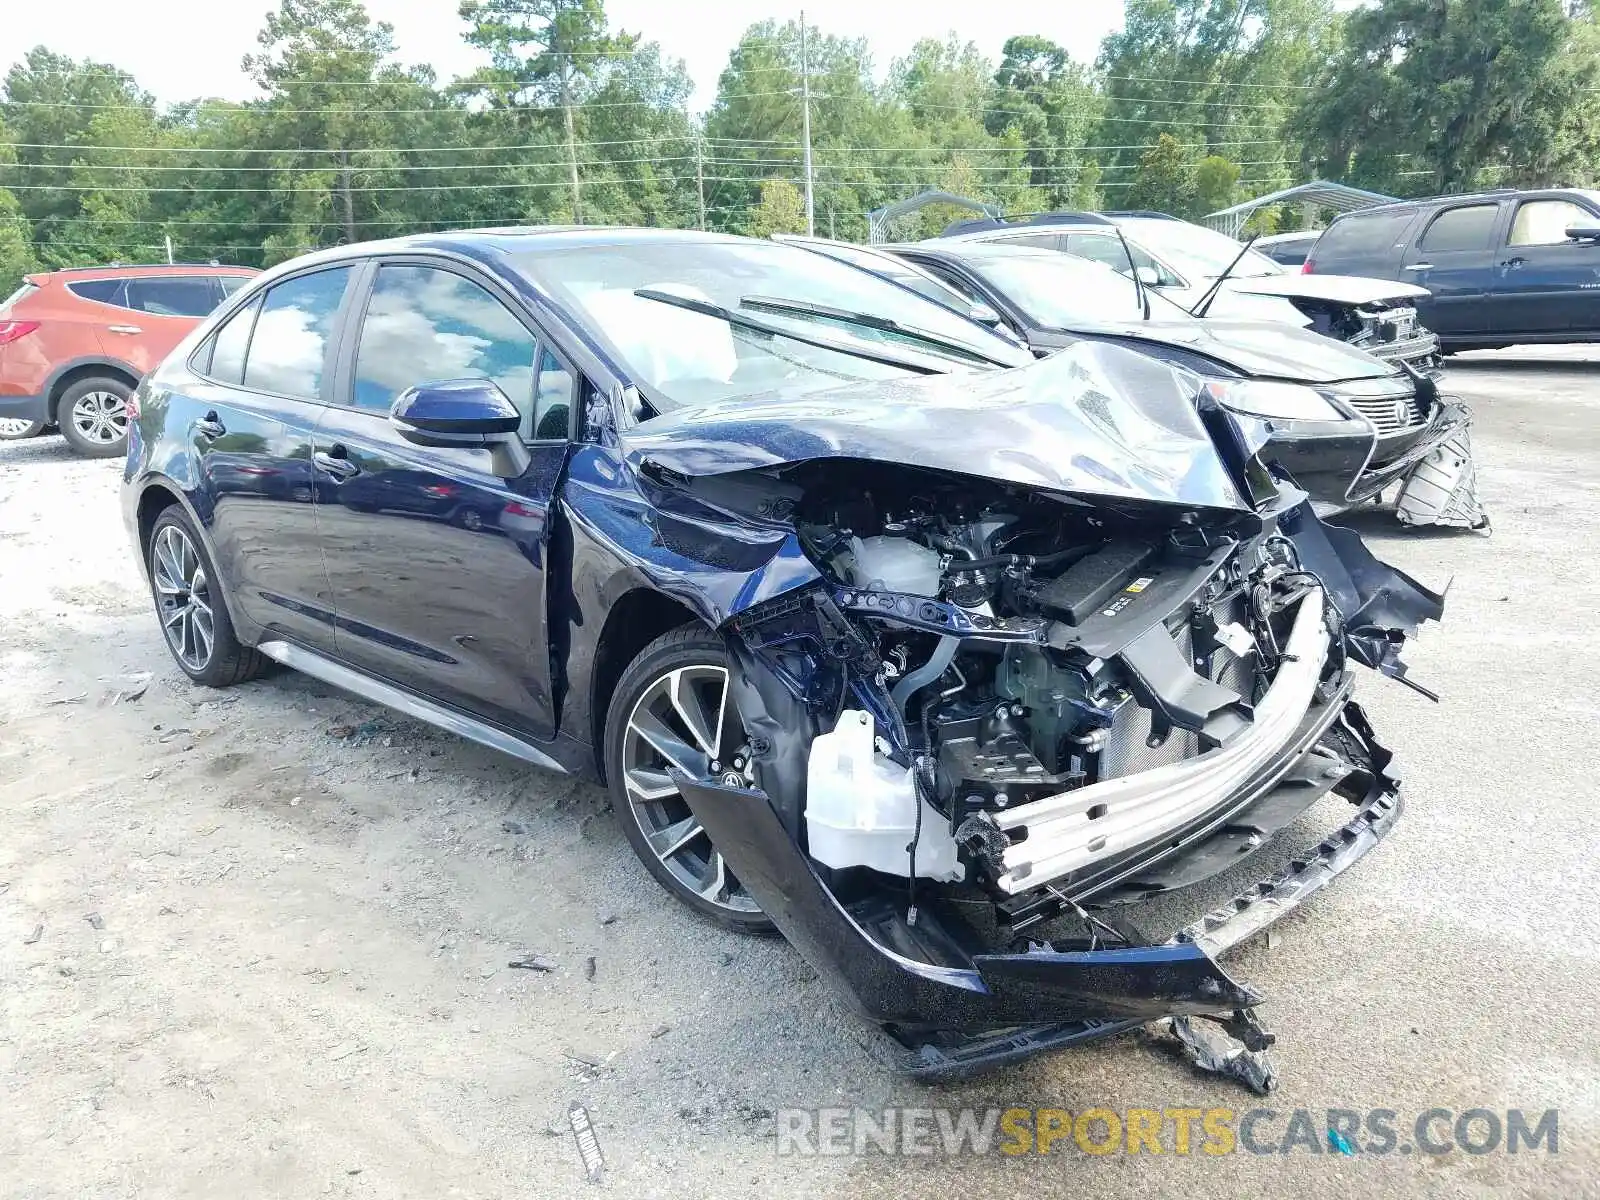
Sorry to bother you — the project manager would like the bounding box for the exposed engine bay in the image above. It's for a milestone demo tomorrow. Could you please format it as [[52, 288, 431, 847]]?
[[626, 342, 1446, 1085], [728, 465, 1395, 907], [1290, 296, 1443, 377]]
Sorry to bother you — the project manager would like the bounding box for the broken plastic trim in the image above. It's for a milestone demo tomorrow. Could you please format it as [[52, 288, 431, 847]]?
[[669, 699, 1400, 1082]]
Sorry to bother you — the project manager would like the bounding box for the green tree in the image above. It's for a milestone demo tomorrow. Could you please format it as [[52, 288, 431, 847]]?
[[1297, 0, 1600, 193], [986, 35, 1103, 208], [1123, 133, 1198, 214], [459, 0, 623, 221], [746, 177, 806, 236], [1096, 1, 1334, 203], [0, 118, 37, 293], [1194, 153, 1243, 215]]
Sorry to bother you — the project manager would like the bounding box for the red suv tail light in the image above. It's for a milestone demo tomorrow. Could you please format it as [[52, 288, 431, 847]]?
[[0, 320, 40, 345]]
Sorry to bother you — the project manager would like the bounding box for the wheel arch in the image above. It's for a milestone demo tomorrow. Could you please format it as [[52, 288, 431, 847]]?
[[588, 588, 703, 785], [131, 475, 255, 643], [44, 356, 142, 423]]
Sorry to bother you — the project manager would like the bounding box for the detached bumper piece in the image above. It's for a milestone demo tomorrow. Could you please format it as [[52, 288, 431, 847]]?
[[1395, 424, 1489, 532], [670, 701, 1400, 1086]]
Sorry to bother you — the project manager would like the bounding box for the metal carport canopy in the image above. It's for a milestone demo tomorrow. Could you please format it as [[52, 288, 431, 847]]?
[[1203, 181, 1398, 237]]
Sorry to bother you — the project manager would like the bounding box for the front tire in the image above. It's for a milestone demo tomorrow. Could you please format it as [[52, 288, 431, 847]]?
[[146, 507, 265, 687], [604, 625, 776, 935], [58, 376, 132, 458]]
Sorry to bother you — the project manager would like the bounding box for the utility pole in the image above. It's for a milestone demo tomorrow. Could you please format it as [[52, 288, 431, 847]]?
[[799, 10, 814, 236], [696, 133, 706, 231], [558, 31, 582, 223]]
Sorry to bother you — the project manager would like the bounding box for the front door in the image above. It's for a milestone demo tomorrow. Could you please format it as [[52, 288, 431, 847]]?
[[190, 266, 356, 651], [1494, 196, 1600, 336], [314, 260, 572, 739], [1401, 201, 1504, 338]]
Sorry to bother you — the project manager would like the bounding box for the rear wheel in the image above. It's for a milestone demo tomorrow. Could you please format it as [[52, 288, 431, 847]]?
[[58, 376, 132, 458], [604, 625, 775, 934], [146, 507, 265, 687]]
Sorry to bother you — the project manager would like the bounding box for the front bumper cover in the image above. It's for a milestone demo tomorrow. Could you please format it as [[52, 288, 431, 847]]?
[[671, 697, 1400, 1080]]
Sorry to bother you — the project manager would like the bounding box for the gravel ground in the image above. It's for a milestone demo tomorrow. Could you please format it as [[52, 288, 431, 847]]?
[[2, 348, 1597, 1198]]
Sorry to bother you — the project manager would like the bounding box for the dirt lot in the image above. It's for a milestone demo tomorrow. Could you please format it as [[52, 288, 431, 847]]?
[[2, 350, 1597, 1198]]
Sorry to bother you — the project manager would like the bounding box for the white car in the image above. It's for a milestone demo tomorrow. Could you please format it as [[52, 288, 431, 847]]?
[[941, 212, 1441, 376]]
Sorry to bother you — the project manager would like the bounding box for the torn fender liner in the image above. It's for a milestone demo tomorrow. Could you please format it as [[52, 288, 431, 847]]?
[[668, 772, 1256, 1033]]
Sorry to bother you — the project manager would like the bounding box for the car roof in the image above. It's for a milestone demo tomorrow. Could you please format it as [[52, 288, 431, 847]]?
[[907, 239, 1077, 261], [42, 263, 255, 278], [252, 225, 788, 283], [1253, 230, 1321, 245], [1333, 187, 1600, 220]]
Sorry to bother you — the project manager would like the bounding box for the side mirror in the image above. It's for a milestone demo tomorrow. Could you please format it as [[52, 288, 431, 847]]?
[[391, 379, 530, 478], [1565, 223, 1600, 242], [967, 302, 1003, 327], [1134, 265, 1162, 286]]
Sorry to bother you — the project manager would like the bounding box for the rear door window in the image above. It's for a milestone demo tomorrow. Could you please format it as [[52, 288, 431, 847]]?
[[1418, 204, 1500, 253], [126, 276, 219, 318], [66, 278, 129, 307], [242, 267, 352, 400]]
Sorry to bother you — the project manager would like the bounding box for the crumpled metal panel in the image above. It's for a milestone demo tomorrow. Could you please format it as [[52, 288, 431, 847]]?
[[620, 340, 1253, 515]]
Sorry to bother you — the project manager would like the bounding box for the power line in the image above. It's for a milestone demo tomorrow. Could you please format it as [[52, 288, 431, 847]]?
[[0, 155, 700, 173]]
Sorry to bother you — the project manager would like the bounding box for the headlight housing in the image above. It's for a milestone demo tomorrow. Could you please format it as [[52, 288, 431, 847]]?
[[1201, 378, 1345, 422]]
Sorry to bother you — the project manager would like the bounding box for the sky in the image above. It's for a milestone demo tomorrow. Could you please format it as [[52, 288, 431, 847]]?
[[0, 0, 1125, 112]]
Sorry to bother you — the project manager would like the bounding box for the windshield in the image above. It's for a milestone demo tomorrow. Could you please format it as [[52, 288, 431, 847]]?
[[514, 239, 1026, 411], [960, 252, 1193, 328], [789, 239, 979, 311], [1122, 219, 1282, 279]]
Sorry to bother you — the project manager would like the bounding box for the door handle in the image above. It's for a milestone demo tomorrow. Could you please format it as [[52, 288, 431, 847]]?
[[313, 446, 360, 480], [107, 324, 143, 335], [1402, 263, 1433, 272], [194, 411, 226, 439], [1502, 256, 1527, 268]]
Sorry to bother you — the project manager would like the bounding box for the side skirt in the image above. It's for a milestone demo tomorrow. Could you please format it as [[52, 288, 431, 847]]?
[[256, 639, 568, 774]]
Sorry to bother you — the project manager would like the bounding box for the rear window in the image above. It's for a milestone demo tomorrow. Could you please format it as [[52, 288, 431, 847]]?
[[1316, 210, 1417, 259], [66, 278, 129, 306], [1418, 204, 1499, 253]]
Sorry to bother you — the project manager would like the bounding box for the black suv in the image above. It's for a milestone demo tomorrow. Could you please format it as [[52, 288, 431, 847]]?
[[1306, 188, 1600, 350]]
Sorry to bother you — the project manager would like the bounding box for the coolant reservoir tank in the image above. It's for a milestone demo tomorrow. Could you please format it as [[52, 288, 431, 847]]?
[[848, 535, 943, 596], [804, 709, 963, 882]]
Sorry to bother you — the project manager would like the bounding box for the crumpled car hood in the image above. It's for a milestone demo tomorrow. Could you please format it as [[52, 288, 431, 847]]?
[[1039, 317, 1401, 384], [621, 340, 1252, 514], [1222, 272, 1431, 306]]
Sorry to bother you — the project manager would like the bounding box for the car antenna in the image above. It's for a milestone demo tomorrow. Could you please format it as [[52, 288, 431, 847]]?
[[1113, 222, 1151, 321], [1190, 231, 1262, 319]]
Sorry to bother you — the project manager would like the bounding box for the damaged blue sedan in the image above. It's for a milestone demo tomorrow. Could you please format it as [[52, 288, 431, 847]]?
[[122, 228, 1443, 1085]]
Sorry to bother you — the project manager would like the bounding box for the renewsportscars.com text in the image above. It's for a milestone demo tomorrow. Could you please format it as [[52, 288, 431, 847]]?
[[775, 1106, 1559, 1158]]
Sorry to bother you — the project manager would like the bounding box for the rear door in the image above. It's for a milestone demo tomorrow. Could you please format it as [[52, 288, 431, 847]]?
[[105, 274, 223, 377], [188, 265, 357, 652], [1494, 195, 1600, 336], [1400, 201, 1506, 337], [314, 258, 571, 738]]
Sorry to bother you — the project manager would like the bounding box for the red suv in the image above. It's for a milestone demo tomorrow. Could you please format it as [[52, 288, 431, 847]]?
[[0, 264, 257, 457]]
